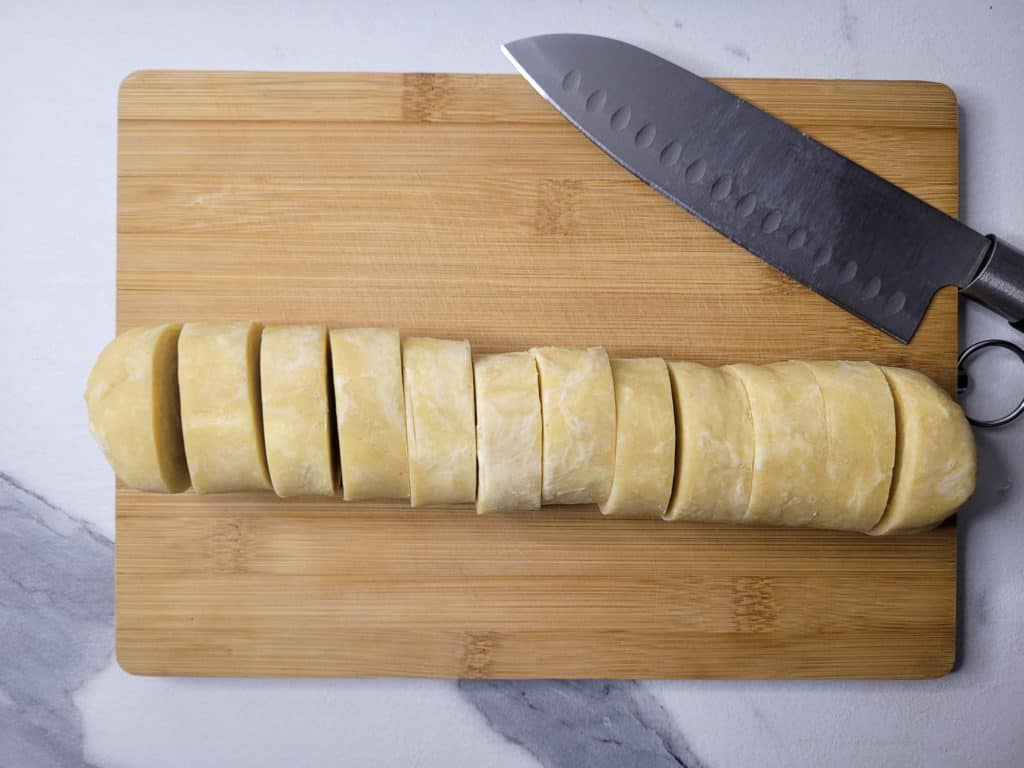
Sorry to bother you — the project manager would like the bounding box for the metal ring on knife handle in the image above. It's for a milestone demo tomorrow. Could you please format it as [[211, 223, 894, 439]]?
[[962, 236, 1024, 332], [957, 338, 1024, 427]]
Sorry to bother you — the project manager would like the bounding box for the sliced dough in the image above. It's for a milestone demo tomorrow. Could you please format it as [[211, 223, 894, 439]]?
[[402, 337, 477, 506], [84, 323, 189, 493], [725, 361, 829, 528], [531, 347, 616, 505], [329, 328, 410, 501], [599, 358, 675, 517], [802, 361, 895, 532], [665, 362, 753, 524], [870, 367, 976, 535], [474, 352, 542, 513], [260, 325, 335, 497], [178, 321, 271, 493]]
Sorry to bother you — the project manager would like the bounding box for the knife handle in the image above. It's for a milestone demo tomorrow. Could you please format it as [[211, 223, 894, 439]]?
[[963, 236, 1024, 332]]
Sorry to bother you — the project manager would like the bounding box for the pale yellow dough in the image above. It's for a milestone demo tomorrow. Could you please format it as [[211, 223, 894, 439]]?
[[87, 318, 975, 537], [84, 323, 190, 493], [725, 361, 829, 528], [802, 361, 895, 532], [665, 362, 753, 524], [329, 328, 410, 501], [599, 358, 675, 517], [402, 337, 477, 506], [178, 321, 271, 493], [870, 367, 976, 535], [531, 347, 616, 505], [260, 325, 336, 497], [474, 352, 542, 513]]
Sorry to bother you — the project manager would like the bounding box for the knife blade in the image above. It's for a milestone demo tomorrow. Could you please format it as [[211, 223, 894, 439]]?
[[502, 33, 1024, 343]]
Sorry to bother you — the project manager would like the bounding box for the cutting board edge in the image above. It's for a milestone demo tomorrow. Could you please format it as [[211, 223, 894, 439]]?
[[114, 72, 960, 679]]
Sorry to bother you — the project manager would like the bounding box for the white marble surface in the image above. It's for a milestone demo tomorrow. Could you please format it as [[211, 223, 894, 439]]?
[[3, 1, 1024, 765]]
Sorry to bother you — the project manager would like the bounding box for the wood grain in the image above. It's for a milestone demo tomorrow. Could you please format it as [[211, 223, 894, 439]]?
[[116, 72, 960, 678]]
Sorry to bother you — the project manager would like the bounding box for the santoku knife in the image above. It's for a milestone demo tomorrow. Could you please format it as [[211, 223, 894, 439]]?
[[502, 33, 1024, 343]]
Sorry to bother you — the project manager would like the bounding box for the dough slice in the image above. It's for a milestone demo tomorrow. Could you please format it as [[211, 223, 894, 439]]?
[[474, 352, 542, 513], [329, 328, 409, 501], [402, 337, 477, 506], [725, 361, 829, 528], [531, 347, 616, 505], [84, 323, 189, 493], [599, 358, 675, 517], [802, 360, 895, 532], [260, 325, 336, 497], [664, 362, 752, 524], [870, 367, 976, 535], [178, 321, 271, 493]]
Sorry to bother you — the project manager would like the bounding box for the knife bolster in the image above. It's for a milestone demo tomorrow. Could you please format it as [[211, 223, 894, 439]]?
[[964, 236, 1024, 331]]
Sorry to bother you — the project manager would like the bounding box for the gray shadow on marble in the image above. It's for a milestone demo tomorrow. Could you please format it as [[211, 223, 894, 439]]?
[[0, 472, 113, 768], [952, 424, 1014, 673], [460, 679, 704, 768]]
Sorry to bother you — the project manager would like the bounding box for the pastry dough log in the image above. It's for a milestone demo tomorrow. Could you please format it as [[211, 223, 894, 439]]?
[[84, 323, 190, 493], [86, 321, 976, 537], [870, 367, 976, 535], [402, 337, 477, 506], [178, 321, 271, 493], [802, 361, 895, 532], [531, 347, 616, 505], [260, 325, 336, 497], [665, 362, 753, 524], [599, 358, 675, 517], [725, 361, 829, 528], [474, 352, 543, 513], [329, 328, 410, 501]]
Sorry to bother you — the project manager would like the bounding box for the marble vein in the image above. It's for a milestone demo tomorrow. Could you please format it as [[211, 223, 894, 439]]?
[[724, 44, 750, 62], [460, 679, 704, 768], [0, 472, 113, 768]]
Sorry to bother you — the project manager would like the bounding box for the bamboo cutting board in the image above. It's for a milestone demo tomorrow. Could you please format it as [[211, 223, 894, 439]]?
[[116, 72, 960, 678]]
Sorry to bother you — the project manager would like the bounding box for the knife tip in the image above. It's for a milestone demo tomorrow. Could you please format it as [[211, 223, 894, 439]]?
[[500, 40, 552, 103]]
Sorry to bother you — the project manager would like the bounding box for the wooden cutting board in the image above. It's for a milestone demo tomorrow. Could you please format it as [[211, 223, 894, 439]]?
[[116, 72, 959, 678]]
